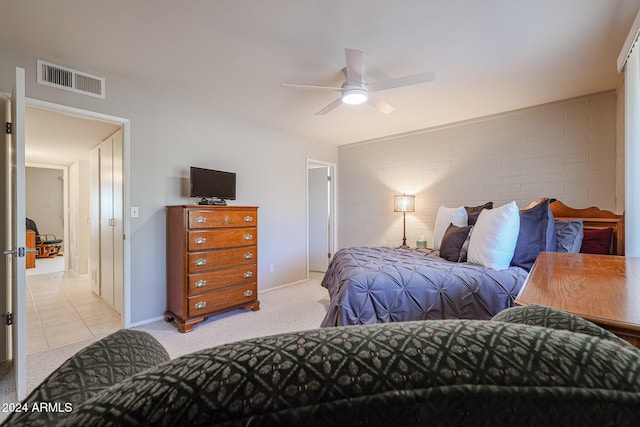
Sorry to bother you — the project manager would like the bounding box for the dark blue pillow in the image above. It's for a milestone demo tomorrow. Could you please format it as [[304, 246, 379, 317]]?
[[510, 200, 556, 271]]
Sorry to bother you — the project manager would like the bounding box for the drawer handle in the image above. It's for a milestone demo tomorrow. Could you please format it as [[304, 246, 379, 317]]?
[[195, 237, 206, 245], [195, 258, 207, 266], [243, 290, 253, 297], [194, 301, 207, 310], [195, 216, 207, 224], [195, 280, 206, 288], [244, 234, 253, 241], [244, 252, 253, 259], [244, 271, 253, 278], [244, 215, 253, 222]]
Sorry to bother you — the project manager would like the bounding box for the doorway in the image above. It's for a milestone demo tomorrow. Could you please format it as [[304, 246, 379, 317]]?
[[307, 159, 336, 273], [23, 102, 128, 353]]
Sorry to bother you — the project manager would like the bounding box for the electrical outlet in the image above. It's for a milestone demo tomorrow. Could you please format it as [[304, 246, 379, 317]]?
[[131, 207, 139, 218], [269, 264, 275, 273]]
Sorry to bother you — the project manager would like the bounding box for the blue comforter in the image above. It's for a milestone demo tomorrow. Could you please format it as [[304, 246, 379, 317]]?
[[320, 247, 528, 327]]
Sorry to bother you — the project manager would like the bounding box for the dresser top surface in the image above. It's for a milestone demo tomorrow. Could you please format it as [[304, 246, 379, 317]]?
[[168, 205, 258, 209], [515, 252, 640, 331]]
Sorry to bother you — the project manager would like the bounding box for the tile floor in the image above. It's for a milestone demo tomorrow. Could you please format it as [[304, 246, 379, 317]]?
[[26, 259, 122, 355]]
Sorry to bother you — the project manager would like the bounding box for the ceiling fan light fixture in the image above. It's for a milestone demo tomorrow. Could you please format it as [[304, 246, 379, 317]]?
[[342, 87, 368, 105]]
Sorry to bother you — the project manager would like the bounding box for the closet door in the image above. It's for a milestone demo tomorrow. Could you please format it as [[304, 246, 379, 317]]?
[[98, 130, 123, 314], [100, 137, 115, 307]]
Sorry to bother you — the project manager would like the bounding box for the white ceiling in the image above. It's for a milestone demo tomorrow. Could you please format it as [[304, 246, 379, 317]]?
[[2, 0, 639, 161], [25, 107, 121, 165]]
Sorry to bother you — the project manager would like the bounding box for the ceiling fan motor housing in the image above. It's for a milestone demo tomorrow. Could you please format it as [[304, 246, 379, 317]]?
[[342, 85, 368, 104]]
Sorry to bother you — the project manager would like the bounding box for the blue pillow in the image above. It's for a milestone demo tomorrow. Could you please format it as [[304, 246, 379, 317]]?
[[555, 219, 583, 253], [510, 200, 556, 271]]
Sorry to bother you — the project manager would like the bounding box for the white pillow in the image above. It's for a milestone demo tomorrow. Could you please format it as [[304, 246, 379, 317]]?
[[467, 201, 520, 270], [433, 205, 468, 250]]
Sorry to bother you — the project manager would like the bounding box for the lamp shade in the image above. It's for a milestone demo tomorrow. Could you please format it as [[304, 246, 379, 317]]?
[[394, 194, 415, 212]]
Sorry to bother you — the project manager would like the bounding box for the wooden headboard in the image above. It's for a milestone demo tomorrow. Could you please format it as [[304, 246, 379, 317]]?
[[548, 200, 625, 256]]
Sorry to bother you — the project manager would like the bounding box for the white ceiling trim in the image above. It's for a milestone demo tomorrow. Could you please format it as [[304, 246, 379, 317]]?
[[618, 8, 640, 71]]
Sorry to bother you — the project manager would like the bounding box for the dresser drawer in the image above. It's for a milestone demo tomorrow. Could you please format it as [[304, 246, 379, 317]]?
[[188, 228, 256, 250], [188, 265, 257, 294], [188, 283, 257, 317], [188, 247, 257, 272], [188, 209, 257, 229]]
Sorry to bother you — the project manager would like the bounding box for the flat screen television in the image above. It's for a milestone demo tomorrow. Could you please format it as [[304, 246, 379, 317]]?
[[190, 167, 236, 205]]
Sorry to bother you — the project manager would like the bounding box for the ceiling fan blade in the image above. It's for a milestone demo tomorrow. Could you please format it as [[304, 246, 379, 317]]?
[[281, 83, 342, 92], [367, 95, 395, 114], [363, 64, 393, 83], [315, 97, 344, 115], [345, 48, 364, 86], [368, 70, 435, 92]]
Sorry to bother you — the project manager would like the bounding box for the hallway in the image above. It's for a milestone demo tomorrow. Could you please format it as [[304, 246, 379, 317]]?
[[26, 257, 121, 354]]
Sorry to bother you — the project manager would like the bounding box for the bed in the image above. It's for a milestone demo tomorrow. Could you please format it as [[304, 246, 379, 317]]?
[[545, 199, 625, 256], [320, 199, 624, 327]]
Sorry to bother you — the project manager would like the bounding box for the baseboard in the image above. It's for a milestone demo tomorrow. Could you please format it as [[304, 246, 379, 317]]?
[[261, 278, 309, 294], [128, 315, 165, 328]]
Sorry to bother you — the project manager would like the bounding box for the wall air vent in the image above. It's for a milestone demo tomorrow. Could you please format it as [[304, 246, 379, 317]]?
[[37, 60, 105, 99]]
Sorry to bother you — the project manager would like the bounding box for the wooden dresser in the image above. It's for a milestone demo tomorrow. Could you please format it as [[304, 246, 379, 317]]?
[[165, 205, 260, 332]]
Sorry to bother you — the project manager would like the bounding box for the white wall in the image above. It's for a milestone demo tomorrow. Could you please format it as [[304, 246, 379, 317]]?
[[25, 167, 64, 249], [338, 91, 618, 249], [0, 47, 338, 324]]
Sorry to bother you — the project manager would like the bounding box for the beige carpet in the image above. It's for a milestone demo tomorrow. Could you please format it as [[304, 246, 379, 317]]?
[[0, 272, 330, 413]]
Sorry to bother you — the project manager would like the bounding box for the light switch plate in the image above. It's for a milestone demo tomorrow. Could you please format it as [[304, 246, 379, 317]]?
[[131, 207, 139, 218]]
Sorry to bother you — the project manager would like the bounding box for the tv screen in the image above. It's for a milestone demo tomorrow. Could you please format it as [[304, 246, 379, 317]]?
[[190, 167, 236, 200]]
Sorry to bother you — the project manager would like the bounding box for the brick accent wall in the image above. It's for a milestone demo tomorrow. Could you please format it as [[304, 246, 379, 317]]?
[[338, 91, 618, 248]]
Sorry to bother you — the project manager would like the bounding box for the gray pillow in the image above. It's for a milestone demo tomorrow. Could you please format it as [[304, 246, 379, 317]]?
[[555, 219, 583, 253], [440, 223, 473, 262]]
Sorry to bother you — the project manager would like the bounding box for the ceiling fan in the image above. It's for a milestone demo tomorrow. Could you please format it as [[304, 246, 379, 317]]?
[[282, 48, 435, 115]]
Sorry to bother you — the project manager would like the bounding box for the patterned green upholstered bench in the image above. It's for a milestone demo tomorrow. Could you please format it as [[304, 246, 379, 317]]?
[[3, 330, 170, 427], [5, 305, 640, 426]]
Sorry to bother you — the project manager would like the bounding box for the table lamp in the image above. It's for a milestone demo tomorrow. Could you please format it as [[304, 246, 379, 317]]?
[[394, 194, 415, 248]]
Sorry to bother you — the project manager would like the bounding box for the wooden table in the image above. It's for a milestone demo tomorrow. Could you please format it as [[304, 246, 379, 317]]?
[[515, 252, 640, 347], [26, 230, 36, 269]]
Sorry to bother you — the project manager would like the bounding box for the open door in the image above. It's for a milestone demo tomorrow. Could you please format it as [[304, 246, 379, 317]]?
[[307, 160, 336, 272], [2, 67, 28, 400]]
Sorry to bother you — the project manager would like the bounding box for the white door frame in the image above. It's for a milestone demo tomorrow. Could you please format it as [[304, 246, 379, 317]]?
[[306, 158, 337, 277], [26, 97, 131, 328]]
